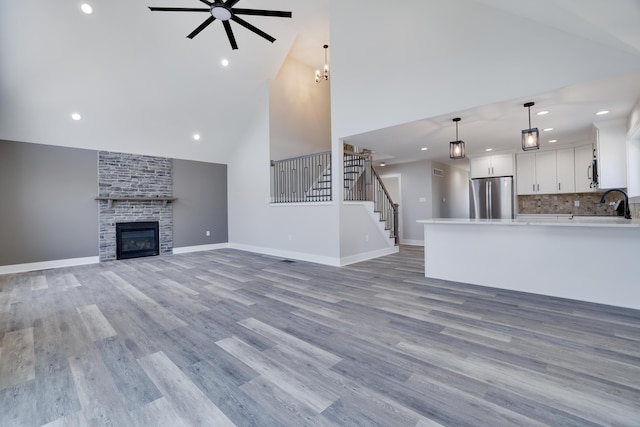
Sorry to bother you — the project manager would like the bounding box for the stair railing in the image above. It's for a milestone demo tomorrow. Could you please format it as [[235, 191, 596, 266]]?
[[270, 151, 332, 203], [371, 166, 400, 245], [343, 149, 372, 201], [344, 149, 399, 244]]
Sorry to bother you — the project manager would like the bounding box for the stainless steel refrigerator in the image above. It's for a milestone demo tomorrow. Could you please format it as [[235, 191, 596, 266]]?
[[469, 176, 514, 219]]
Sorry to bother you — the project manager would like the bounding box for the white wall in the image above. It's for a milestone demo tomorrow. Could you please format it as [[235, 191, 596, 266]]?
[[269, 56, 331, 160], [228, 84, 341, 264], [339, 202, 397, 263]]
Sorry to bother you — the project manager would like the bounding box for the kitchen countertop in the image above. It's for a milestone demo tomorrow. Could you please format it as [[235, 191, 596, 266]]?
[[417, 216, 640, 228]]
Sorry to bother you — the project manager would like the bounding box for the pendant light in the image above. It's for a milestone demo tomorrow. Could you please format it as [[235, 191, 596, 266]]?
[[522, 102, 539, 151], [449, 117, 465, 159], [315, 44, 329, 83]]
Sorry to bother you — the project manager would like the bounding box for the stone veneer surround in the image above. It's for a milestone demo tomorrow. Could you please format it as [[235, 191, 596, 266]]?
[[98, 151, 173, 261], [631, 201, 640, 220]]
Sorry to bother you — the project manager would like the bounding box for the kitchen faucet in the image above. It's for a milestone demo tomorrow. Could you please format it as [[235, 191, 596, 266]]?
[[600, 189, 631, 219]]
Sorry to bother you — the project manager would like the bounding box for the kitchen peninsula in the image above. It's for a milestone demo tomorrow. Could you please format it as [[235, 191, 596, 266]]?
[[418, 218, 640, 310]]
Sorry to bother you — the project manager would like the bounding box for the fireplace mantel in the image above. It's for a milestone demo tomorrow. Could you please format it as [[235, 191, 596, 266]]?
[[95, 196, 177, 208]]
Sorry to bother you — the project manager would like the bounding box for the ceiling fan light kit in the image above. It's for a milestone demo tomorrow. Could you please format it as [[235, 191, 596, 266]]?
[[210, 4, 232, 20], [149, 0, 292, 50], [522, 101, 540, 151], [449, 117, 466, 159]]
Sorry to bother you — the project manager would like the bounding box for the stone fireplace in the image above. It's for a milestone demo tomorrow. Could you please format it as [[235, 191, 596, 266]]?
[[98, 151, 174, 261]]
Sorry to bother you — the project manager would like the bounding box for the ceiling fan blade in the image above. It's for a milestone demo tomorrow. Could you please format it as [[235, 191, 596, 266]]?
[[223, 21, 238, 50], [187, 16, 216, 39], [231, 15, 276, 43], [225, 0, 241, 7], [198, 0, 213, 5], [232, 9, 292, 18], [149, 7, 211, 12]]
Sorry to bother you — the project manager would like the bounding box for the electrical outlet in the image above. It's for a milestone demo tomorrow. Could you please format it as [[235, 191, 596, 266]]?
[[365, 234, 369, 242], [206, 230, 210, 236], [574, 200, 580, 207]]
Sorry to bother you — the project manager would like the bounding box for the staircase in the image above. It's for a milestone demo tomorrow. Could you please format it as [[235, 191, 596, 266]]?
[[270, 147, 398, 245], [343, 148, 399, 244], [305, 164, 332, 202]]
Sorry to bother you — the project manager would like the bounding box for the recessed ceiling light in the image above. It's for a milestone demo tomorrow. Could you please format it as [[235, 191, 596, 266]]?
[[595, 110, 609, 116], [221, 59, 229, 67], [543, 128, 553, 132], [80, 3, 93, 14], [485, 148, 493, 152], [549, 139, 557, 143], [380, 162, 386, 167], [421, 147, 428, 151], [536, 110, 549, 116], [71, 113, 82, 121], [193, 134, 201, 141]]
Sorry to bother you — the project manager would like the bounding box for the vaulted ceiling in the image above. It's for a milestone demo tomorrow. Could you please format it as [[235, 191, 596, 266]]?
[[0, 0, 329, 162], [2, 0, 640, 167]]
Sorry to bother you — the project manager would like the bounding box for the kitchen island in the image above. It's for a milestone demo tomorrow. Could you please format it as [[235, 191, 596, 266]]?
[[417, 217, 640, 310]]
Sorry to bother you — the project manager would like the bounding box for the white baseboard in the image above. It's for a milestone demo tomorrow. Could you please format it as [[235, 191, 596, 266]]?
[[173, 243, 230, 254], [0, 256, 100, 275], [228, 243, 342, 267], [401, 239, 424, 246], [339, 245, 399, 266]]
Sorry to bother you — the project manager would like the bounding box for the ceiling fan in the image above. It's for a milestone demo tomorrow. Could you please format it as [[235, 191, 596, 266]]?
[[149, 0, 292, 50]]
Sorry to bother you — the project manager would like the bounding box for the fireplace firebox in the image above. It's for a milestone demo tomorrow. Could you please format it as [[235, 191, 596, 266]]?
[[116, 221, 160, 260]]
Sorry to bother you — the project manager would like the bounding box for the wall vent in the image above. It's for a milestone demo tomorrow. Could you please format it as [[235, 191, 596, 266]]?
[[433, 168, 444, 177]]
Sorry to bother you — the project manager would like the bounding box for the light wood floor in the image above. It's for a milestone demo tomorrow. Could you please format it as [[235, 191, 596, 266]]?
[[1, 246, 639, 426]]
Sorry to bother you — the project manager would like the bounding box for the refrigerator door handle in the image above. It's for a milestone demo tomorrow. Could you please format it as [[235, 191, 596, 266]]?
[[487, 181, 492, 218]]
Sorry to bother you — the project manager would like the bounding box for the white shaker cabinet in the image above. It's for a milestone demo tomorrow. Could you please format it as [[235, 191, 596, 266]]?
[[516, 153, 536, 195], [470, 154, 514, 178], [556, 148, 575, 194], [574, 144, 597, 192], [516, 151, 557, 195], [593, 121, 627, 189]]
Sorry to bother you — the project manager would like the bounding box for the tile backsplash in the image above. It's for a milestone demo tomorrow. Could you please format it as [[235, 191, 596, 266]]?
[[631, 201, 640, 219], [518, 192, 631, 217]]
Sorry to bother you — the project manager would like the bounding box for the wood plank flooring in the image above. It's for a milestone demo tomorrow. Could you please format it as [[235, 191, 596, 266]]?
[[1, 246, 639, 426]]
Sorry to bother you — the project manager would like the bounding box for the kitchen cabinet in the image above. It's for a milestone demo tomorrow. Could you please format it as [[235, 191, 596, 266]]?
[[593, 121, 627, 189], [469, 154, 513, 178], [517, 148, 576, 195], [574, 144, 596, 193], [556, 148, 575, 194], [516, 151, 557, 195]]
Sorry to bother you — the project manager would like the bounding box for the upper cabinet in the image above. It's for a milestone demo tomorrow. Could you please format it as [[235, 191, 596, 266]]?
[[556, 148, 576, 194], [516, 148, 575, 195], [574, 144, 597, 193], [593, 120, 627, 189], [470, 154, 514, 178]]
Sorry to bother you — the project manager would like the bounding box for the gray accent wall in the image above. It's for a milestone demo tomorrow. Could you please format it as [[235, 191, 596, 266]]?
[[380, 160, 470, 243], [1, 140, 228, 268], [0, 140, 98, 265], [173, 159, 228, 247]]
